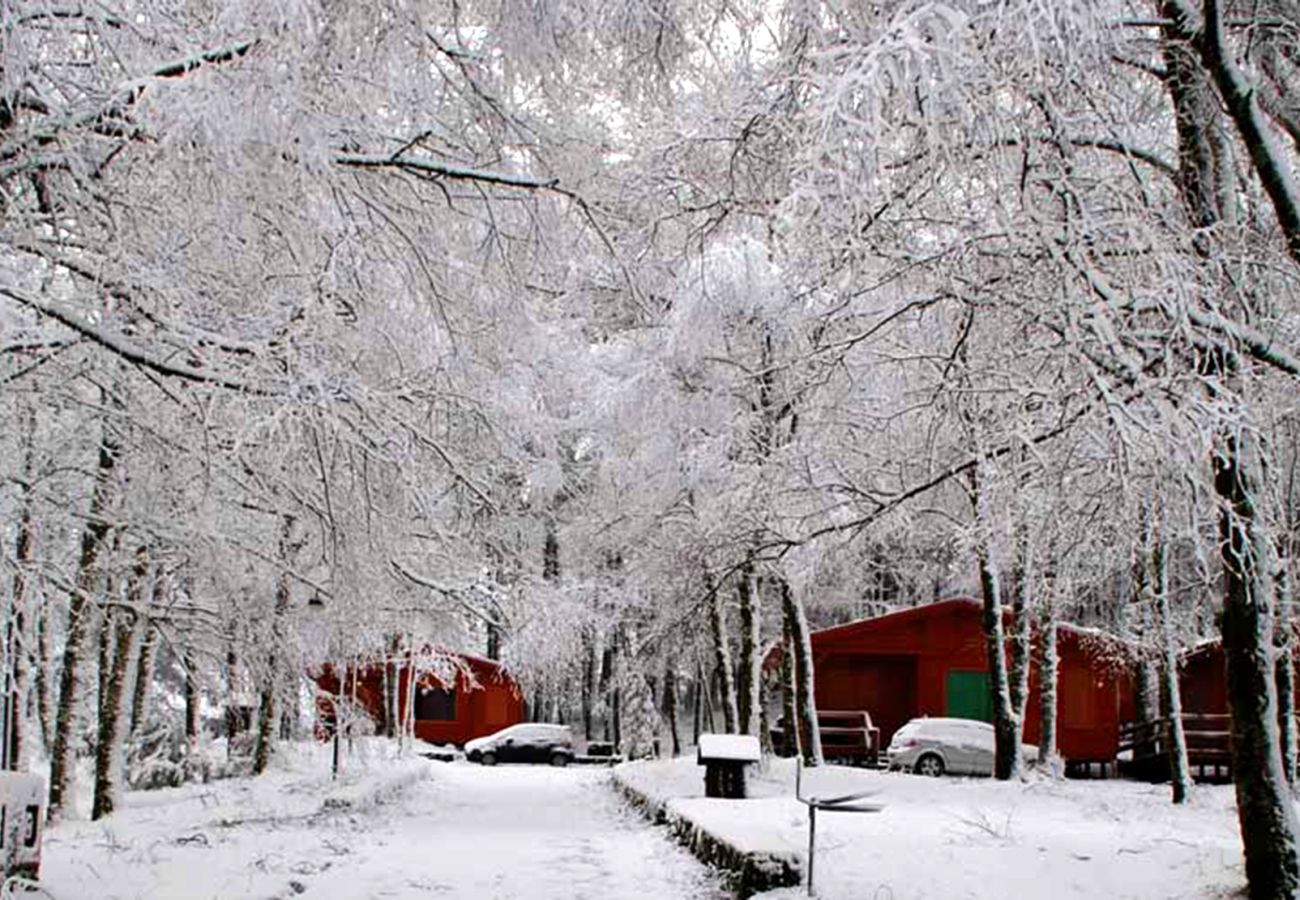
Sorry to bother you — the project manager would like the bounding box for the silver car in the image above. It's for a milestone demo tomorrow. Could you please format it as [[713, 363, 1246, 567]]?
[[886, 717, 1036, 776]]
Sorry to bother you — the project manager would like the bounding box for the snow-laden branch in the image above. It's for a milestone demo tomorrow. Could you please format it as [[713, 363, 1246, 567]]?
[[1196, 0, 1300, 265], [151, 40, 259, 80], [389, 560, 506, 629], [0, 284, 277, 395], [334, 153, 560, 191]]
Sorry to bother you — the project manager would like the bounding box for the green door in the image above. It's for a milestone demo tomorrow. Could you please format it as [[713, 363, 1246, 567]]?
[[946, 670, 994, 722]]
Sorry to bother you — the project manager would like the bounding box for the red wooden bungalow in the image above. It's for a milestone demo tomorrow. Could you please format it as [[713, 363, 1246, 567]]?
[[314, 651, 524, 746], [803, 598, 1135, 765]]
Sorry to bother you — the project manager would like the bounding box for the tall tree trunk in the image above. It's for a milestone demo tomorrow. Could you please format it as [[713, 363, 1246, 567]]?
[[1160, 7, 1300, 891], [582, 630, 596, 741], [1216, 428, 1300, 897], [49, 424, 117, 821], [254, 516, 297, 775], [1152, 515, 1192, 804], [93, 547, 147, 819], [692, 659, 703, 746], [781, 580, 823, 766], [36, 592, 52, 754], [780, 612, 798, 757], [977, 540, 1021, 781], [130, 619, 159, 737], [663, 662, 680, 757], [92, 612, 136, 820], [735, 565, 761, 737], [1008, 526, 1033, 736], [1038, 586, 1059, 770], [6, 415, 36, 770], [707, 574, 739, 733], [184, 648, 200, 751], [1275, 558, 1297, 785]]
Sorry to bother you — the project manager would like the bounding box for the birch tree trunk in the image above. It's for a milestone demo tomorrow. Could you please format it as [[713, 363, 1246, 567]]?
[[49, 424, 117, 821], [1152, 516, 1192, 805]]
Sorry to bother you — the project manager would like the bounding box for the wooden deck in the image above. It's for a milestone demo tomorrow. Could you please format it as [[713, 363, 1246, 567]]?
[[1118, 713, 1232, 782]]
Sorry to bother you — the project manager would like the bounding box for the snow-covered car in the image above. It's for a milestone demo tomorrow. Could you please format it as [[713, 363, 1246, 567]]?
[[886, 717, 1037, 777], [464, 723, 576, 767]]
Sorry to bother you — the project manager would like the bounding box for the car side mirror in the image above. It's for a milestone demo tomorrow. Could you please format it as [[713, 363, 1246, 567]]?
[[505, 738, 514, 746]]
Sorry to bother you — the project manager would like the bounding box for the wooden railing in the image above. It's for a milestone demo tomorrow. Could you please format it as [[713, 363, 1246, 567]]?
[[1118, 713, 1232, 779]]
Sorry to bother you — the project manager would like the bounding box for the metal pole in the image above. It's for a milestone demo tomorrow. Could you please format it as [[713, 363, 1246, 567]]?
[[807, 803, 817, 897]]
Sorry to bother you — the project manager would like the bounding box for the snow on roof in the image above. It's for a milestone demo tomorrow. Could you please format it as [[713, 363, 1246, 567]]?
[[697, 734, 761, 763]]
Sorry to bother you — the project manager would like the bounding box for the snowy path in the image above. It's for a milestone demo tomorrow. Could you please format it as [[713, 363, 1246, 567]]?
[[40, 751, 725, 900]]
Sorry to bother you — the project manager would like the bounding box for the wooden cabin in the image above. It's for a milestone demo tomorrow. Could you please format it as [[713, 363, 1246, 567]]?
[[803, 598, 1134, 766], [314, 651, 524, 746]]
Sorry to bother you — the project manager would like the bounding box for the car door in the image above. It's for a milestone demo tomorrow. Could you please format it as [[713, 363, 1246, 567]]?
[[964, 722, 995, 776], [498, 726, 530, 762]]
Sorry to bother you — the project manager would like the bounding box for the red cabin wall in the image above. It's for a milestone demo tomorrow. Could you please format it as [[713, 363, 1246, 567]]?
[[314, 653, 523, 747], [809, 600, 1129, 763]]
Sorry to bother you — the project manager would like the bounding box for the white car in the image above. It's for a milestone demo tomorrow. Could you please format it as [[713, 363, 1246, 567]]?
[[464, 723, 575, 767], [886, 717, 1037, 776]]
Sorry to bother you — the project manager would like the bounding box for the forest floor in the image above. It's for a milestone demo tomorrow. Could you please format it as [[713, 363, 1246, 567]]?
[[617, 756, 1250, 900], [38, 742, 725, 900]]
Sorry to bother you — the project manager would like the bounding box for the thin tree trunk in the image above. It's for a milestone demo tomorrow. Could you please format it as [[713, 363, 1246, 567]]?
[[782, 580, 823, 766], [49, 424, 117, 821], [663, 662, 680, 757], [692, 660, 703, 747], [36, 591, 52, 754], [780, 612, 798, 758], [1153, 516, 1192, 804], [6, 427, 36, 770], [1038, 588, 1059, 770], [1008, 526, 1033, 738], [254, 516, 297, 775], [1275, 559, 1297, 785], [977, 540, 1021, 781], [736, 565, 761, 737], [184, 648, 200, 751], [707, 574, 739, 733]]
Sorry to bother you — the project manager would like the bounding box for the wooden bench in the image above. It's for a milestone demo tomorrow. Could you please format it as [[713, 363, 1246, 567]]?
[[773, 710, 881, 767], [697, 733, 761, 799]]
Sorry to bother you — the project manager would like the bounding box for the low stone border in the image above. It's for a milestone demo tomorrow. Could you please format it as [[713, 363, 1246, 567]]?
[[612, 767, 801, 898]]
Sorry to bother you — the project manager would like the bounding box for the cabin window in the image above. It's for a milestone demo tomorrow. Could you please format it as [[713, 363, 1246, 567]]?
[[415, 685, 456, 721]]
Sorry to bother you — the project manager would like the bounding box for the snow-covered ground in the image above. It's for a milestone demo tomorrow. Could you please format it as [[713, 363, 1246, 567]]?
[[617, 756, 1252, 900], [39, 743, 724, 900]]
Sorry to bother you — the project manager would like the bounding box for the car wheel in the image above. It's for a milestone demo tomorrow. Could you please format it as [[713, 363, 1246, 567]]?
[[550, 752, 570, 768], [481, 751, 498, 767], [915, 753, 945, 777]]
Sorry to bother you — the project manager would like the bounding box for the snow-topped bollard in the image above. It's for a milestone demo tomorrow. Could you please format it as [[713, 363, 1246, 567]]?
[[0, 773, 44, 881], [697, 734, 760, 799]]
